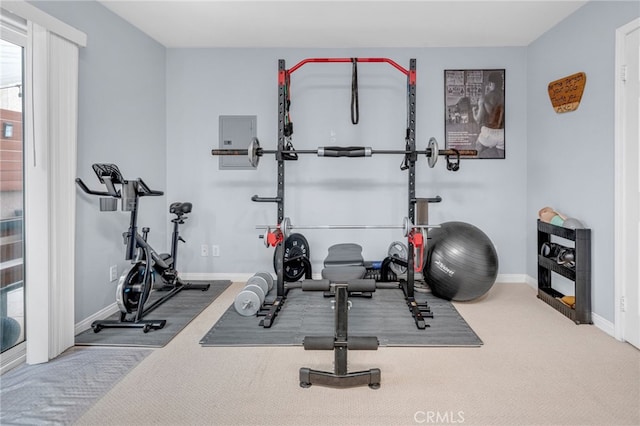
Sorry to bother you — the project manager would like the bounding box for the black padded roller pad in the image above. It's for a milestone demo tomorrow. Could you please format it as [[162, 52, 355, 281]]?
[[346, 279, 376, 293], [301, 279, 331, 292], [324, 243, 364, 267], [302, 336, 379, 351], [322, 266, 367, 282], [303, 336, 335, 350], [347, 336, 379, 350]]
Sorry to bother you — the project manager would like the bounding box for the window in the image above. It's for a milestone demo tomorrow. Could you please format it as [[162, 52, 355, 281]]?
[[1, 18, 26, 360]]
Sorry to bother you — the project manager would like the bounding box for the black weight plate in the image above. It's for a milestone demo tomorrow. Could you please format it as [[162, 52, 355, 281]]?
[[273, 233, 310, 282]]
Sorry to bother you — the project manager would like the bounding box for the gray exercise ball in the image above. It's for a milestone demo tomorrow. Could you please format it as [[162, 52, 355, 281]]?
[[1, 316, 21, 351], [424, 221, 499, 302]]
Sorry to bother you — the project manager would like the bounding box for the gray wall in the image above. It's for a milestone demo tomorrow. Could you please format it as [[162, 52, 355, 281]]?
[[31, 1, 167, 322], [166, 47, 528, 277], [526, 1, 639, 323], [30, 1, 639, 325]]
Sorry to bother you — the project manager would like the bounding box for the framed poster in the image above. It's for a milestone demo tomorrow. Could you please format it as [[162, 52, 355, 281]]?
[[444, 69, 505, 159]]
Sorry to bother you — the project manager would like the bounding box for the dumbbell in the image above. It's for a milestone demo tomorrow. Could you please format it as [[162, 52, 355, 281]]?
[[541, 242, 575, 267], [557, 248, 575, 267], [233, 272, 275, 316], [540, 242, 561, 259]]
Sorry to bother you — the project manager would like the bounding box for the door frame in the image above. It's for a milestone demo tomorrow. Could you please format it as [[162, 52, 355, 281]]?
[[614, 17, 640, 343]]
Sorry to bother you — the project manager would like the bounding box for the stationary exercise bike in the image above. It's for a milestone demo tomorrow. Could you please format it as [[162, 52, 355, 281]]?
[[76, 163, 210, 333]]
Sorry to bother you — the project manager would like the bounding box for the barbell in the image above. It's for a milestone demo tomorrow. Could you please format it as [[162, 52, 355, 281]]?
[[211, 137, 476, 169], [258, 216, 435, 243]]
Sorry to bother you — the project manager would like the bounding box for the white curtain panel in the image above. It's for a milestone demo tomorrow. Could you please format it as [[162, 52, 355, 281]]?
[[25, 21, 79, 364]]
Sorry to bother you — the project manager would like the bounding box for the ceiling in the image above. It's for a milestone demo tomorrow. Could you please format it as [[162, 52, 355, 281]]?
[[98, 0, 589, 48]]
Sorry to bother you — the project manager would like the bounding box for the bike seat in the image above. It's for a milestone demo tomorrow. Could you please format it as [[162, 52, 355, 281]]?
[[170, 202, 192, 216]]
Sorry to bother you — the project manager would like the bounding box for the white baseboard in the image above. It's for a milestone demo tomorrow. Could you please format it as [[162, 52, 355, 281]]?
[[525, 275, 616, 338], [591, 312, 615, 337], [525, 274, 537, 289], [495, 274, 527, 283], [74, 303, 119, 335], [180, 271, 537, 282], [182, 272, 531, 284], [180, 272, 252, 282]]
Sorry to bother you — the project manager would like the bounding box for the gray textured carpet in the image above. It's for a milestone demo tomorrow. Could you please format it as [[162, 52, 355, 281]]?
[[76, 280, 231, 347], [0, 346, 151, 425], [200, 288, 482, 347]]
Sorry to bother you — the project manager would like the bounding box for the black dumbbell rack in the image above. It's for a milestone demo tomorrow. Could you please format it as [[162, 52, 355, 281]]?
[[537, 220, 592, 324]]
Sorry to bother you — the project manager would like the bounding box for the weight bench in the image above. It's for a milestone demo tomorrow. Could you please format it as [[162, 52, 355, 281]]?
[[299, 244, 381, 389], [321, 243, 373, 297]]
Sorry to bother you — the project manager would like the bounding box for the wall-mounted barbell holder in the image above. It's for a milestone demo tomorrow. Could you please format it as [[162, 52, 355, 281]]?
[[211, 137, 476, 170]]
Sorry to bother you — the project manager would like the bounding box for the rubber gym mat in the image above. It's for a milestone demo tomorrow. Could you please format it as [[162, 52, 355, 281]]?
[[75, 280, 231, 347], [200, 287, 483, 347]]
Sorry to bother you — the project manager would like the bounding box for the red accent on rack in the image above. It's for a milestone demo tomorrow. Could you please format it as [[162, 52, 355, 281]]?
[[287, 57, 409, 75], [408, 230, 424, 272], [278, 70, 286, 86], [409, 69, 416, 85]]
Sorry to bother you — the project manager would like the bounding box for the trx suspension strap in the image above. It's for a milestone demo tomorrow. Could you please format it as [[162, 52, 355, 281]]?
[[351, 58, 359, 125]]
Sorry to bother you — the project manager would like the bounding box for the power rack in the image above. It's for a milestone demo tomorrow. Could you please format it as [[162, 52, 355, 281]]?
[[251, 58, 431, 329]]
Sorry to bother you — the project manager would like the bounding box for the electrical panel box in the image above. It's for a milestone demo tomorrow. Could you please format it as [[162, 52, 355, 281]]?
[[218, 115, 257, 170]]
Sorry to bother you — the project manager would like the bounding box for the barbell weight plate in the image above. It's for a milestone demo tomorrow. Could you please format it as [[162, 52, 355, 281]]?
[[427, 137, 438, 168], [233, 289, 262, 316], [403, 216, 412, 237], [244, 284, 266, 304], [274, 233, 311, 282], [246, 275, 269, 295], [387, 241, 408, 276], [281, 217, 292, 239], [254, 272, 274, 292], [263, 227, 271, 247], [248, 137, 260, 168]]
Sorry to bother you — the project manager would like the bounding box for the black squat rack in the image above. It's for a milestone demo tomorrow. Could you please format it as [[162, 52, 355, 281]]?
[[253, 58, 429, 329], [210, 58, 474, 329]]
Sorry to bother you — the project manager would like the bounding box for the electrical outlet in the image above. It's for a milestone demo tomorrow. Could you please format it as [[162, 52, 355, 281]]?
[[329, 130, 337, 144], [201, 244, 209, 257], [109, 265, 118, 282], [211, 245, 220, 257]]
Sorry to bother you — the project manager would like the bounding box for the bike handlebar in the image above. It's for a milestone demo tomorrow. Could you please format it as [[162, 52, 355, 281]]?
[[75, 177, 115, 197], [136, 178, 163, 197], [76, 164, 164, 198]]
